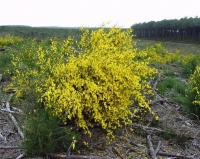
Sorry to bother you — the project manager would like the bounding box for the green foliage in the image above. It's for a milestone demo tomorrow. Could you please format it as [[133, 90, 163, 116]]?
[[23, 110, 79, 156], [151, 43, 168, 55], [10, 28, 157, 137]]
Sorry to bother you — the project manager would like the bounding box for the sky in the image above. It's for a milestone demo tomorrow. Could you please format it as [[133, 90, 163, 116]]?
[[0, 0, 200, 28]]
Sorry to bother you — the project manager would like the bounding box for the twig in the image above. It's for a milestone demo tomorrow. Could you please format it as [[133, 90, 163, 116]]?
[[112, 147, 125, 159], [16, 153, 25, 159], [47, 153, 114, 159], [129, 141, 146, 148], [0, 108, 22, 114], [153, 74, 161, 92], [6, 102, 24, 139], [12, 106, 23, 113], [132, 124, 164, 133], [67, 141, 73, 156], [154, 141, 162, 155]]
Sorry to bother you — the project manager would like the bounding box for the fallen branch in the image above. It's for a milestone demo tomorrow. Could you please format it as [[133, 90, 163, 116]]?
[[6, 102, 24, 139], [47, 154, 114, 159], [154, 141, 162, 155], [157, 151, 193, 159], [146, 133, 157, 159], [132, 124, 164, 133], [146, 131, 162, 159], [153, 74, 161, 92], [0, 146, 21, 149], [145, 133, 192, 159]]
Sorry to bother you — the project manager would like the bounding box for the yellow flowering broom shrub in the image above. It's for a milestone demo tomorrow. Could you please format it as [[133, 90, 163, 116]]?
[[11, 28, 157, 136]]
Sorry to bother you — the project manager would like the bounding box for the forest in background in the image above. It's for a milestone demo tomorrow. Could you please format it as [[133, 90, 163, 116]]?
[[132, 17, 200, 42]]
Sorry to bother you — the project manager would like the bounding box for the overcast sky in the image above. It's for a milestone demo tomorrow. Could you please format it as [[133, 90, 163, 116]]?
[[0, 0, 200, 28]]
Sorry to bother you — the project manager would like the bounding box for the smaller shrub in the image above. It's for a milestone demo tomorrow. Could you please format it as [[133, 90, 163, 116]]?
[[187, 65, 200, 115], [23, 110, 80, 156], [152, 43, 167, 55], [139, 43, 181, 65], [0, 35, 22, 47], [183, 58, 200, 76]]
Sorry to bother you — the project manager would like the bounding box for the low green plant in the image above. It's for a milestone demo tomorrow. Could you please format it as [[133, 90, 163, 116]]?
[[0, 51, 12, 73], [174, 95, 192, 111], [23, 110, 79, 156], [157, 77, 193, 111]]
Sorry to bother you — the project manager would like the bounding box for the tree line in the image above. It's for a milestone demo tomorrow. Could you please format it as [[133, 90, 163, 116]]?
[[131, 17, 200, 42]]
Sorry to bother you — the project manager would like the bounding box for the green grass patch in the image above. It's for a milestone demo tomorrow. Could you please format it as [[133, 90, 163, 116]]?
[[0, 51, 12, 74], [136, 39, 200, 54], [157, 76, 200, 117], [0, 35, 22, 47], [158, 77, 186, 95], [161, 128, 191, 146]]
